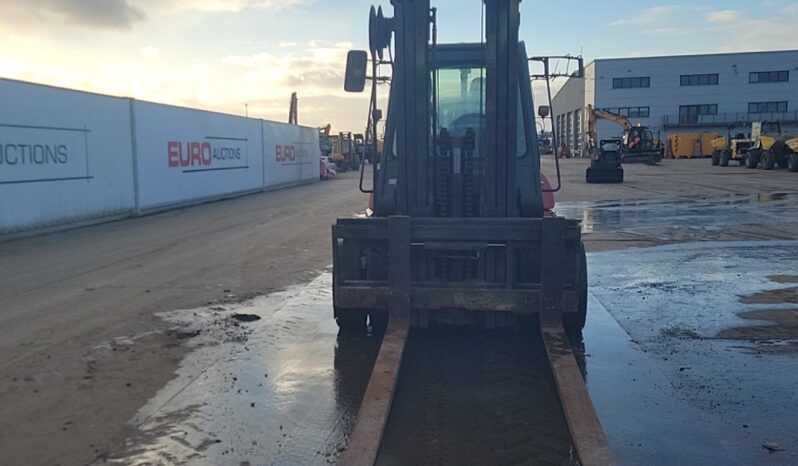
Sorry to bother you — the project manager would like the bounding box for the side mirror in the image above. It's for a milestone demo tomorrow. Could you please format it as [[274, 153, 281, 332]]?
[[538, 105, 550, 118], [344, 50, 368, 93]]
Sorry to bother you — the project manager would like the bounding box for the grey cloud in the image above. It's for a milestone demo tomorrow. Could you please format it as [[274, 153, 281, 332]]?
[[0, 0, 145, 29]]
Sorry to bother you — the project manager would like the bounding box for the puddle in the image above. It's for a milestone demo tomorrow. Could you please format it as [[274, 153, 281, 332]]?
[[555, 192, 798, 244], [589, 241, 798, 465], [105, 273, 380, 466]]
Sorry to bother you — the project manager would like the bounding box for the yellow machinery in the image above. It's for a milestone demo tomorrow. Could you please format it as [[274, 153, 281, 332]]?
[[670, 132, 720, 159], [586, 104, 664, 164], [745, 121, 798, 171], [788, 138, 798, 172], [330, 131, 361, 172], [710, 132, 752, 167]]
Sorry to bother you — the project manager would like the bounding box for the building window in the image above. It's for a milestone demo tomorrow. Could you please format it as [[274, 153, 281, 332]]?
[[601, 107, 650, 118], [749, 71, 789, 83], [680, 74, 719, 86], [612, 76, 651, 89], [679, 104, 718, 124], [748, 101, 788, 113]]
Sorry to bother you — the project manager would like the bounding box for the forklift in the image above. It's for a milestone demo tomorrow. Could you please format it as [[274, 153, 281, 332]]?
[[335, 2, 611, 465], [333, 0, 588, 334]]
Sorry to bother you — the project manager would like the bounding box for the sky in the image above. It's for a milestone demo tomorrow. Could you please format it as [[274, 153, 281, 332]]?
[[1, 0, 797, 132]]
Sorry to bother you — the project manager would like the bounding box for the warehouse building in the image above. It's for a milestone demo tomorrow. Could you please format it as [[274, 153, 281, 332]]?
[[551, 49, 798, 155]]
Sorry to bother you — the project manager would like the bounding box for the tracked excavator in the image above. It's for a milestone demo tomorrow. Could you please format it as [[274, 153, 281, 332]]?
[[333, 1, 612, 465], [587, 104, 664, 165]]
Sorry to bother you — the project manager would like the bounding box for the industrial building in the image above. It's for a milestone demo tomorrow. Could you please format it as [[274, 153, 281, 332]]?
[[552, 49, 798, 154]]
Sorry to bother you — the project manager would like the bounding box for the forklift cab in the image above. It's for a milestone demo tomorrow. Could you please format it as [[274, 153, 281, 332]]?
[[371, 43, 542, 218]]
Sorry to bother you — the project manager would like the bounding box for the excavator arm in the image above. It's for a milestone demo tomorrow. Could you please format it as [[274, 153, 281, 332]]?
[[585, 104, 633, 153]]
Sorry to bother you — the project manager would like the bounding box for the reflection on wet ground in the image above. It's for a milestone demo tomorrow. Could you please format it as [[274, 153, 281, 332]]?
[[556, 192, 798, 248], [588, 241, 798, 465], [109, 193, 798, 465], [105, 274, 380, 466]]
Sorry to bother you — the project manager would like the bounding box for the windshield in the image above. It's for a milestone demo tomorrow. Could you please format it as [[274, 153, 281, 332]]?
[[434, 66, 527, 157]]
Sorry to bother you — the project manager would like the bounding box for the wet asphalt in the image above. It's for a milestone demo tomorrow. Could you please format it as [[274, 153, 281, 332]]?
[[105, 193, 798, 466]]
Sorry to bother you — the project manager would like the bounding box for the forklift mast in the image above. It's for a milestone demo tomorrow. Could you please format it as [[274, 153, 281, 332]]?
[[374, 0, 543, 219]]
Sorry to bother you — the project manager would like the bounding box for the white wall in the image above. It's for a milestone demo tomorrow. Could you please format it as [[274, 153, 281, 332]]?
[[134, 102, 265, 210], [0, 79, 135, 233], [0, 78, 320, 235], [263, 121, 320, 188]]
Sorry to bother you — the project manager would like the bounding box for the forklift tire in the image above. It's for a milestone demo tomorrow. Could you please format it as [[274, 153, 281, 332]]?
[[719, 151, 730, 167], [763, 152, 776, 170], [335, 308, 368, 334], [369, 310, 388, 334], [711, 151, 720, 166], [563, 242, 588, 335], [789, 154, 798, 172]]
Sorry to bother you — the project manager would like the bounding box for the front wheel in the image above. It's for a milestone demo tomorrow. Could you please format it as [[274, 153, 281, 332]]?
[[368, 310, 388, 334], [745, 152, 758, 169], [711, 151, 720, 166], [335, 308, 367, 334], [763, 152, 776, 170], [719, 151, 730, 167], [788, 153, 798, 172], [564, 243, 588, 334]]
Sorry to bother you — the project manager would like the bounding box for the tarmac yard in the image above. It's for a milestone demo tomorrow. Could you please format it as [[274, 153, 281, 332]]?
[[2, 158, 798, 465]]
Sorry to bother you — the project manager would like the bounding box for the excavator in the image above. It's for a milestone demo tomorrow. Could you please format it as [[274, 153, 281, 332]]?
[[586, 104, 664, 165], [333, 1, 611, 465]]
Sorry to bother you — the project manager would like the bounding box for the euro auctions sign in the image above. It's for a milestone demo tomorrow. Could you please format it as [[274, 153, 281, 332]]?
[[167, 137, 249, 173], [0, 123, 90, 185]]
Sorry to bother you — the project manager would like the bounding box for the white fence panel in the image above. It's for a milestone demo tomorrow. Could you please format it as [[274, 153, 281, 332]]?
[[134, 102, 265, 209], [0, 79, 135, 233], [263, 121, 321, 189]]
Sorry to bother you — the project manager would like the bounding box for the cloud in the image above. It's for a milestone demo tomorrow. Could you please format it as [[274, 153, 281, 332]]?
[[221, 41, 354, 96], [144, 0, 311, 13], [139, 46, 160, 59], [610, 5, 683, 26], [609, 5, 687, 26], [706, 9, 741, 23], [712, 5, 798, 52], [0, 0, 145, 30]]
